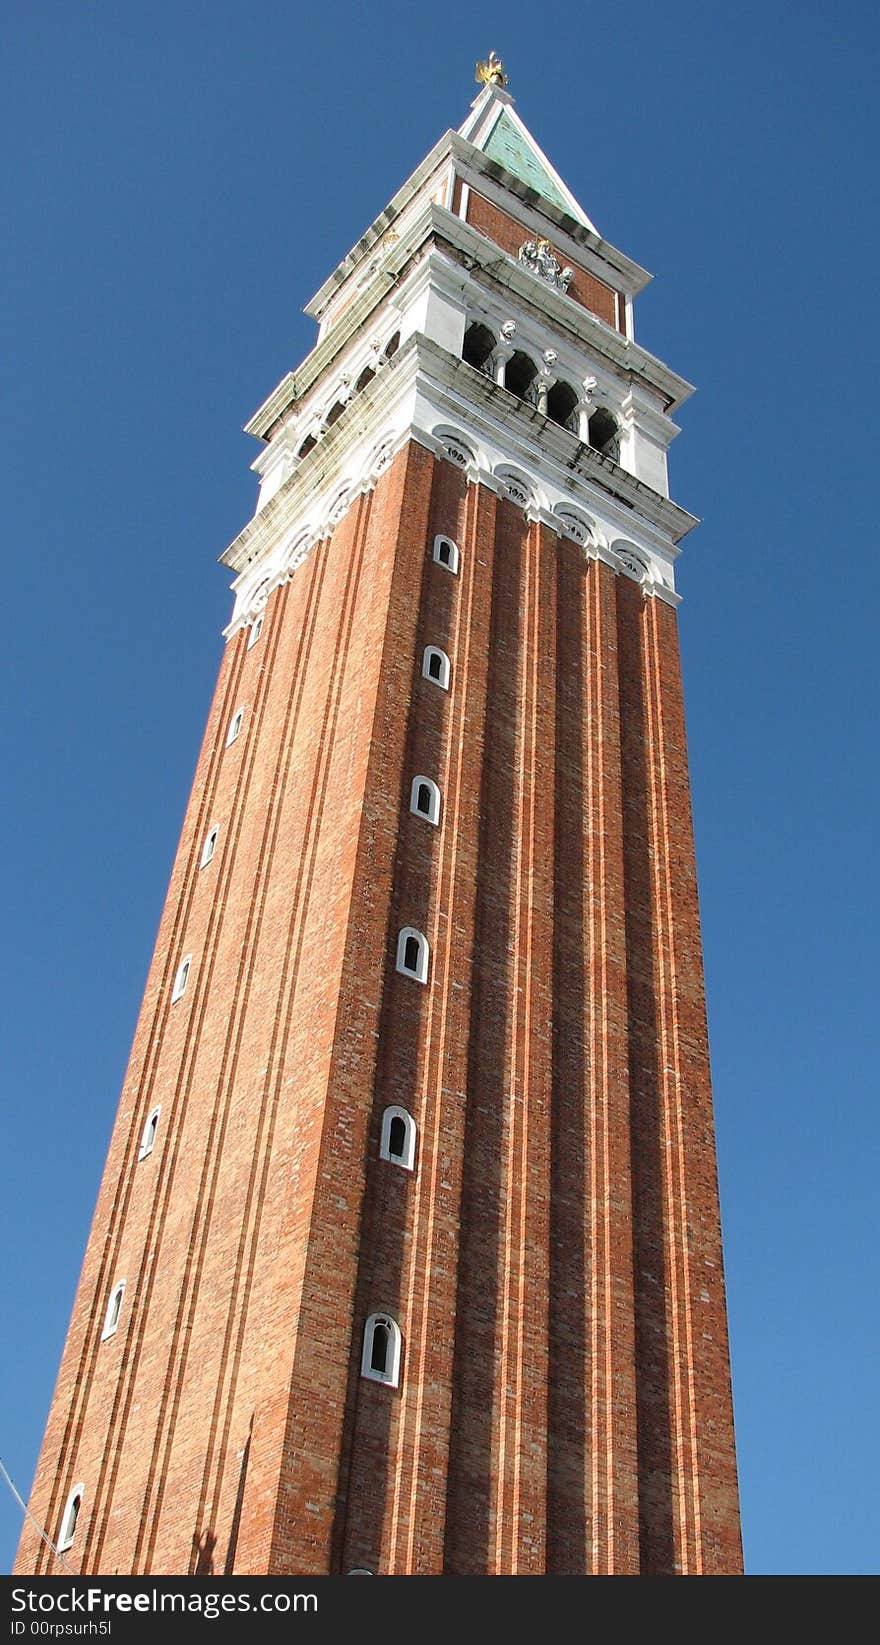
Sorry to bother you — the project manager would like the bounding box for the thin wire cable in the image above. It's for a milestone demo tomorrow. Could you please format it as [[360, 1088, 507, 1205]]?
[[0, 1455, 72, 1573]]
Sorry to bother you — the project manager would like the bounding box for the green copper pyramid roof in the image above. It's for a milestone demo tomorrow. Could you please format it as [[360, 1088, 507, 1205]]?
[[482, 108, 572, 214]]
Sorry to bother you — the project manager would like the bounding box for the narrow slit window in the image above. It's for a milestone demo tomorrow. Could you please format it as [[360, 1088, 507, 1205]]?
[[200, 825, 219, 868], [432, 534, 460, 574], [380, 1106, 417, 1171], [422, 647, 450, 691], [101, 1281, 126, 1341], [247, 614, 264, 649], [138, 1106, 160, 1160], [171, 955, 191, 1003], [58, 1486, 84, 1553], [410, 775, 441, 826], [361, 1314, 402, 1387], [396, 927, 429, 984], [226, 708, 244, 746]]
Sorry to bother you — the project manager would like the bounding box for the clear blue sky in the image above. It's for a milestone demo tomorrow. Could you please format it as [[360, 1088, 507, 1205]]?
[[1, 1, 877, 1577]]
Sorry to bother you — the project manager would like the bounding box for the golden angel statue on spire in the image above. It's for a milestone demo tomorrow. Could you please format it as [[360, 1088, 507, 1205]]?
[[475, 51, 508, 88]]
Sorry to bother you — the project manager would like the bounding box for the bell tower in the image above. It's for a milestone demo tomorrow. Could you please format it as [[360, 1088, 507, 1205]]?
[[17, 57, 742, 1576]]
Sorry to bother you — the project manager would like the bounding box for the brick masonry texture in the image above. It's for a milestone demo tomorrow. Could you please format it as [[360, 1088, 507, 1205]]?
[[16, 443, 741, 1577], [464, 192, 623, 332]]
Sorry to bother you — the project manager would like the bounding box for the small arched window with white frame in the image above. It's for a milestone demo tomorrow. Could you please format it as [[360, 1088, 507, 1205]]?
[[432, 534, 460, 574], [380, 1106, 417, 1171], [101, 1280, 126, 1342], [57, 1484, 85, 1553], [422, 646, 450, 691], [361, 1313, 402, 1387], [247, 612, 264, 649], [226, 708, 244, 746], [200, 825, 219, 868], [138, 1105, 160, 1160], [171, 955, 192, 1003], [396, 927, 429, 984], [409, 775, 441, 826]]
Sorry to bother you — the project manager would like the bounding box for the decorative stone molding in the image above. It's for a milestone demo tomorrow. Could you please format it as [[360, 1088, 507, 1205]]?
[[518, 237, 574, 295], [368, 438, 395, 479], [225, 422, 409, 634], [554, 506, 595, 547], [610, 539, 652, 587], [225, 335, 686, 637], [433, 425, 479, 472], [494, 465, 534, 509], [327, 486, 352, 526]]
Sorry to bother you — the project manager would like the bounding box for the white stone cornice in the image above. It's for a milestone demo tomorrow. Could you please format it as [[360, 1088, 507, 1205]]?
[[221, 331, 691, 636], [244, 209, 693, 449], [410, 335, 695, 543]]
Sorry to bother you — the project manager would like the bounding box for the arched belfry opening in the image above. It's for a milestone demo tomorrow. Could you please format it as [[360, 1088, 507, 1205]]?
[[504, 350, 539, 403], [462, 321, 495, 374], [588, 406, 619, 458], [546, 380, 579, 430]]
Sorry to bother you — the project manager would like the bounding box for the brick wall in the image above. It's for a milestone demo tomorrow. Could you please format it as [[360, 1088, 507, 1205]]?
[[17, 445, 741, 1577], [465, 192, 622, 332]]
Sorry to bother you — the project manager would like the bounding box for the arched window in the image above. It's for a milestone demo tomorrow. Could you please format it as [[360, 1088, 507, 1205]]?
[[396, 926, 429, 984], [422, 646, 450, 690], [588, 407, 619, 459], [504, 350, 539, 403], [355, 365, 375, 393], [297, 433, 318, 460], [462, 321, 495, 374], [546, 380, 579, 431], [101, 1280, 126, 1341], [410, 775, 441, 826], [200, 825, 219, 868], [383, 331, 400, 361], [171, 955, 192, 1003], [432, 534, 459, 573], [361, 1314, 402, 1386], [348, 1567, 375, 1575], [247, 613, 264, 649], [138, 1106, 160, 1160], [324, 399, 346, 429], [380, 1106, 417, 1171], [58, 1485, 84, 1553], [226, 708, 244, 746]]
